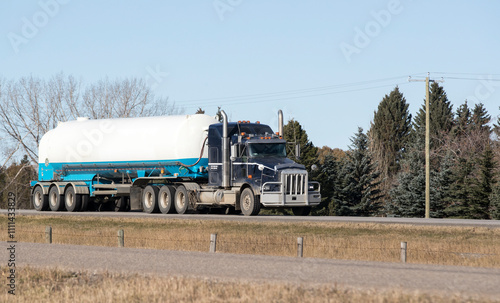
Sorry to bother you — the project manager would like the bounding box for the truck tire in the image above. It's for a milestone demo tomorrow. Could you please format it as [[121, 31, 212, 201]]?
[[114, 196, 129, 212], [240, 188, 260, 216], [292, 206, 311, 216], [142, 185, 159, 213], [158, 185, 175, 214], [81, 195, 89, 211], [49, 186, 64, 211], [32, 186, 49, 211], [174, 185, 188, 214], [64, 186, 82, 212]]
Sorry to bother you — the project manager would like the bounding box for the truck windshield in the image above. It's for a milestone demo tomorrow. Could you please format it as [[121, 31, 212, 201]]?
[[248, 143, 286, 158]]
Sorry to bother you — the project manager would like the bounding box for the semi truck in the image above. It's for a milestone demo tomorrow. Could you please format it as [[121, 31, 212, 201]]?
[[30, 110, 321, 216]]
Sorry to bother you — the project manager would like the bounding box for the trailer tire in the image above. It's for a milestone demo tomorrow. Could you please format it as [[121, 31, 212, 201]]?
[[64, 186, 82, 212], [49, 186, 64, 211], [158, 185, 175, 214], [240, 188, 260, 216], [292, 206, 311, 216], [142, 185, 159, 213], [32, 186, 49, 211], [174, 185, 189, 214]]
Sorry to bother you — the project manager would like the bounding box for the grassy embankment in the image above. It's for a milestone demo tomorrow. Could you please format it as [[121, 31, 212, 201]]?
[[0, 215, 499, 267], [0, 266, 495, 303]]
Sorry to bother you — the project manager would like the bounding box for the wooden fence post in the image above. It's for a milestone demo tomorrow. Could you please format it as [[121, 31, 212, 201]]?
[[45, 226, 52, 244], [118, 229, 124, 248], [210, 233, 217, 253], [401, 241, 407, 263], [297, 237, 304, 258]]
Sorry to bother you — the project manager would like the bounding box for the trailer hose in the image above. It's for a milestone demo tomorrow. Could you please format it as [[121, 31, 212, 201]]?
[[179, 136, 209, 168]]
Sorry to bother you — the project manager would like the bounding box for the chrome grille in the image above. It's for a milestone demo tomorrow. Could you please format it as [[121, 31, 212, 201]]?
[[284, 173, 306, 195]]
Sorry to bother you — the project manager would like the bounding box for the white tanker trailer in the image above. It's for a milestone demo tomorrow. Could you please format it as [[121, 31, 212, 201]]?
[[31, 110, 321, 216]]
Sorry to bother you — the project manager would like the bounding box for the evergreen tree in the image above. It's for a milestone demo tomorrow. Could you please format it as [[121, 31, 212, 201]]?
[[471, 103, 491, 132], [369, 86, 412, 197], [314, 154, 347, 216], [452, 100, 472, 137], [414, 82, 454, 143], [283, 119, 318, 171], [490, 184, 500, 220], [444, 102, 493, 219], [388, 131, 451, 217], [470, 146, 496, 219], [445, 156, 475, 218], [340, 127, 382, 216]]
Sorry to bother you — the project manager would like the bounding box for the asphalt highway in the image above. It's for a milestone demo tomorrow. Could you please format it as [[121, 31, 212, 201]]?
[[5, 209, 500, 228]]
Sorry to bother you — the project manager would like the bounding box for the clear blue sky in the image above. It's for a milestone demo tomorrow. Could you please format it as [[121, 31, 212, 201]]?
[[2, 0, 499, 150]]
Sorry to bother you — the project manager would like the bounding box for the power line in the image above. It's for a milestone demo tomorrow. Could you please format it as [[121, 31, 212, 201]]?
[[179, 81, 411, 110], [432, 72, 500, 76], [173, 74, 419, 108], [443, 76, 500, 81]]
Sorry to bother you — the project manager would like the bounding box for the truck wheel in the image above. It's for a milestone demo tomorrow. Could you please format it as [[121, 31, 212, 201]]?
[[142, 185, 159, 213], [240, 188, 260, 216], [64, 186, 82, 212], [115, 196, 129, 212], [49, 186, 64, 211], [81, 195, 89, 211], [158, 185, 175, 214], [174, 185, 188, 214], [32, 186, 49, 211], [292, 206, 311, 216]]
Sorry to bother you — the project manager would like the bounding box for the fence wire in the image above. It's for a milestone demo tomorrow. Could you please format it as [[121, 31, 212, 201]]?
[[4, 227, 499, 265]]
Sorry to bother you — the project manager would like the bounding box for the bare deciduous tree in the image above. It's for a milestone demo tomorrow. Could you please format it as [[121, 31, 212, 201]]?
[[0, 73, 179, 165]]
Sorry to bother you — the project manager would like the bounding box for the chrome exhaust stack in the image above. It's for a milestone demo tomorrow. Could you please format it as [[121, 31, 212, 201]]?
[[221, 110, 231, 188], [278, 110, 284, 137]]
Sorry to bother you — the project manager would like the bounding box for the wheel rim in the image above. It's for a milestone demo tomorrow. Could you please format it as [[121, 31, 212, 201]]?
[[177, 192, 185, 209], [242, 193, 251, 211], [159, 192, 168, 209], [66, 192, 74, 208], [50, 192, 57, 207], [34, 191, 42, 208], [144, 191, 153, 209]]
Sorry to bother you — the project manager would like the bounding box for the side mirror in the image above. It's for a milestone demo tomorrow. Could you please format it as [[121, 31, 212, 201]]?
[[230, 144, 238, 161]]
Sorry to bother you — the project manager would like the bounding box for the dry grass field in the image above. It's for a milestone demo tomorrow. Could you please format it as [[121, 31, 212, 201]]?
[[1, 215, 499, 267], [0, 266, 495, 303]]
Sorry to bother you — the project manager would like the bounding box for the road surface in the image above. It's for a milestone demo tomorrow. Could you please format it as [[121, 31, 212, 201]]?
[[5, 209, 500, 228], [10, 242, 500, 300]]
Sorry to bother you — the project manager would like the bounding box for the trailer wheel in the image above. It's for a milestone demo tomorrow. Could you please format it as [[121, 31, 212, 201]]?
[[158, 185, 175, 214], [64, 186, 82, 212], [142, 185, 159, 213], [174, 185, 188, 214], [32, 186, 49, 211], [292, 206, 311, 216], [240, 188, 260, 216], [49, 186, 64, 211]]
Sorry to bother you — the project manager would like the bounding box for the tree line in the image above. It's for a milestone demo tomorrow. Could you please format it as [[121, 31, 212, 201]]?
[[286, 84, 500, 219]]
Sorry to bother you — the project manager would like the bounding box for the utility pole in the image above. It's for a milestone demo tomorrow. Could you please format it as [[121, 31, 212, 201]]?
[[408, 73, 444, 219]]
